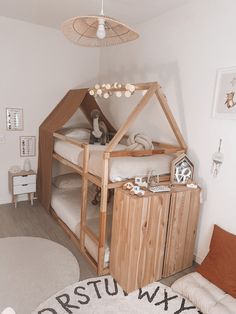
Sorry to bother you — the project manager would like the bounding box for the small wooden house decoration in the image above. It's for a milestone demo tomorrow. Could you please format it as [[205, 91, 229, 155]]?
[[171, 153, 194, 185]]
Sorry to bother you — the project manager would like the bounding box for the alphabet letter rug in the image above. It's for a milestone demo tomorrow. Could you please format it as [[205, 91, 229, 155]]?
[[32, 275, 202, 314]]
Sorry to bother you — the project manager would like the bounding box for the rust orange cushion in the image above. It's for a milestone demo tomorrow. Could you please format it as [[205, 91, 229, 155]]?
[[197, 225, 236, 298]]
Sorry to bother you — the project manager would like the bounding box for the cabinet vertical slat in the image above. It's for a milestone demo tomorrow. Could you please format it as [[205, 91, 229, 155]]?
[[182, 189, 200, 269], [162, 188, 200, 278], [110, 188, 170, 293]]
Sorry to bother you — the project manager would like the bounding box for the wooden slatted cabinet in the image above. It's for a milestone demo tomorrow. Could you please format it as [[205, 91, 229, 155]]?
[[162, 187, 200, 278], [110, 188, 170, 293], [110, 186, 200, 293]]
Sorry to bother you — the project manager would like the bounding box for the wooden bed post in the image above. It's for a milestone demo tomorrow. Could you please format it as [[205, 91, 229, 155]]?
[[155, 84, 187, 150], [80, 144, 89, 253], [97, 153, 109, 275]]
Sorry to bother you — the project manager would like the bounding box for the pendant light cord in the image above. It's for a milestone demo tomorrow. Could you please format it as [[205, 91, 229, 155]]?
[[100, 0, 104, 15]]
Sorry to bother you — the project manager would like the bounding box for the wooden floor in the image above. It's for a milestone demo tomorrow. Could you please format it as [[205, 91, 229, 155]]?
[[0, 200, 196, 286]]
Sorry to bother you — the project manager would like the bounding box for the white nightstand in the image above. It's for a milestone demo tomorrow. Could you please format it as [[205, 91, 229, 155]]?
[[8, 170, 36, 208]]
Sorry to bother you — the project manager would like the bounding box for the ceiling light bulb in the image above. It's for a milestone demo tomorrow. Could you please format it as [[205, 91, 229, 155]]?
[[96, 19, 106, 39]]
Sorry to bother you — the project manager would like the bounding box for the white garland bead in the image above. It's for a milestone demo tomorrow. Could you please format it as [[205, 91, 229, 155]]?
[[118, 83, 122, 88], [115, 91, 122, 97], [113, 82, 118, 88], [125, 83, 131, 90], [89, 90, 95, 96], [106, 84, 111, 89], [96, 89, 102, 96], [129, 84, 136, 92], [125, 91, 131, 97], [103, 92, 109, 99], [95, 84, 100, 89]]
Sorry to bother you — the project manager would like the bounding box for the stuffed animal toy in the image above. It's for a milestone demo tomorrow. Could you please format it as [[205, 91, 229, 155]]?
[[89, 109, 108, 145], [91, 186, 113, 205]]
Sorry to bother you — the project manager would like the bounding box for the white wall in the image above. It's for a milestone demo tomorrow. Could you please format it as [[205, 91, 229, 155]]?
[[99, 0, 236, 262], [0, 17, 100, 204]]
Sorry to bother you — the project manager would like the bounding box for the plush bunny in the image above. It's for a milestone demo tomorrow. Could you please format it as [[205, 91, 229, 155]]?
[[91, 186, 113, 205], [89, 109, 108, 145]]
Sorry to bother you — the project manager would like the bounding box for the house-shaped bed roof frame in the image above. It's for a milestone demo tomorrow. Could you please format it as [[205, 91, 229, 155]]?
[[37, 81, 187, 275]]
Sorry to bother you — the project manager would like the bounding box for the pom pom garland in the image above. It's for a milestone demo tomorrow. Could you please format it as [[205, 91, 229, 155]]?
[[88, 82, 137, 98]]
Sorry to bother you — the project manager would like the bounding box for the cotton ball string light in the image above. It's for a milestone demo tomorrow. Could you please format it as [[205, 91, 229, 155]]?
[[125, 83, 136, 94], [115, 91, 122, 97], [125, 91, 131, 97], [89, 82, 137, 98], [129, 84, 136, 92], [96, 89, 102, 96], [103, 92, 110, 99]]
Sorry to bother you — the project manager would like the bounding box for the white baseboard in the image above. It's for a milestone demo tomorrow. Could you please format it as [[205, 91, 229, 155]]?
[[0, 198, 11, 205], [0, 194, 28, 205]]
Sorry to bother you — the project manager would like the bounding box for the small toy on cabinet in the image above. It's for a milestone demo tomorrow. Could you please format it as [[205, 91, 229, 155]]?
[[89, 109, 108, 145], [147, 170, 160, 188], [122, 181, 145, 197], [134, 176, 148, 188]]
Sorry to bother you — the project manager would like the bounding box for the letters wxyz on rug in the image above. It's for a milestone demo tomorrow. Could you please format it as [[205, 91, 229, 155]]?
[[33, 275, 202, 314]]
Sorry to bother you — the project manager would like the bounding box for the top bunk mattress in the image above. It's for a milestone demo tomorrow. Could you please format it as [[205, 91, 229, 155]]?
[[54, 140, 172, 182]]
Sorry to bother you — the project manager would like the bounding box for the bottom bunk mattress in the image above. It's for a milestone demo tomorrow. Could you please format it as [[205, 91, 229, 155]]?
[[51, 185, 112, 264], [54, 141, 172, 182]]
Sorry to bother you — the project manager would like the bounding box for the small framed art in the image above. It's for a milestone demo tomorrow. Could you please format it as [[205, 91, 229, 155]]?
[[6, 108, 24, 131], [20, 136, 36, 157], [212, 67, 236, 119], [171, 153, 194, 185]]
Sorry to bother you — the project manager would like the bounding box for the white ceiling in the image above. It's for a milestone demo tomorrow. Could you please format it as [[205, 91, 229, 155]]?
[[0, 0, 191, 29]]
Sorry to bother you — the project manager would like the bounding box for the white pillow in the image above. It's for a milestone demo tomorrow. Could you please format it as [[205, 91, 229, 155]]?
[[64, 128, 90, 141], [171, 272, 236, 314], [53, 173, 82, 189]]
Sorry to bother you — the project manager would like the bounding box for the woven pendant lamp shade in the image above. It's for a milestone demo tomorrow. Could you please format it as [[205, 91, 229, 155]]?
[[62, 15, 139, 47]]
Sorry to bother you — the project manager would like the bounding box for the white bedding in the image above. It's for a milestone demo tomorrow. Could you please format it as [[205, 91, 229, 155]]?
[[51, 186, 112, 263], [54, 140, 171, 182], [171, 272, 236, 314]]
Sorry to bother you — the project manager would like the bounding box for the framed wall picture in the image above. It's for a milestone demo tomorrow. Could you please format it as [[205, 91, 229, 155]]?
[[6, 108, 24, 130], [20, 136, 36, 157], [171, 153, 194, 185], [212, 67, 236, 119]]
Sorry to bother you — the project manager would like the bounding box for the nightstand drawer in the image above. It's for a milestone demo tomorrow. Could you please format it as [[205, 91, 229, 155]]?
[[13, 174, 36, 186], [13, 183, 36, 195]]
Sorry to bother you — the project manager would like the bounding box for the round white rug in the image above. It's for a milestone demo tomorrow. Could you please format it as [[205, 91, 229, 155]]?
[[33, 275, 202, 314], [0, 237, 80, 314]]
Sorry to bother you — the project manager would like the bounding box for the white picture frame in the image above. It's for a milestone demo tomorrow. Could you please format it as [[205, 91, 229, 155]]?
[[20, 136, 36, 157], [6, 108, 24, 130], [212, 67, 236, 119]]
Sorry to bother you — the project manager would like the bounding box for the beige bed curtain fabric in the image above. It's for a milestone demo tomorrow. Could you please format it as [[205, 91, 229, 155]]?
[[37, 89, 88, 210]]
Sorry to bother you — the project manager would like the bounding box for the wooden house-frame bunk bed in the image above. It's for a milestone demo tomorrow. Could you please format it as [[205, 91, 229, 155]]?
[[37, 81, 187, 275]]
